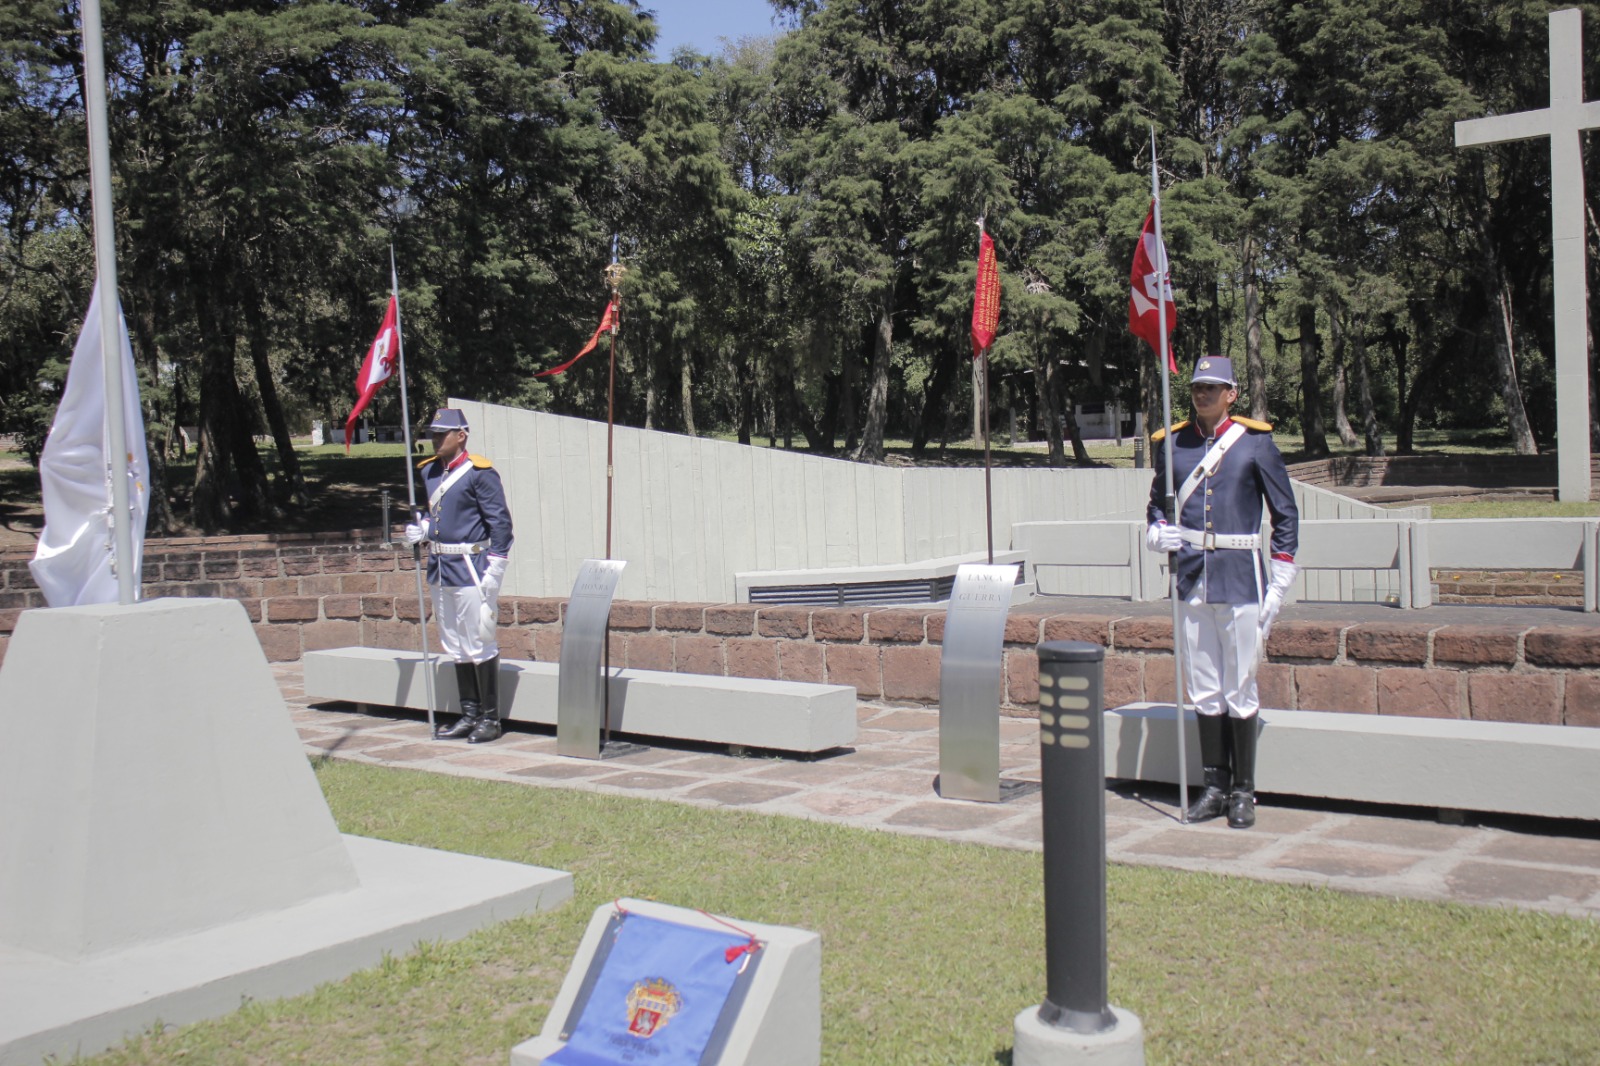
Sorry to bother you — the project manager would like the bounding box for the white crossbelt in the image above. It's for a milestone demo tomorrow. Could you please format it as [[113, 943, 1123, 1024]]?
[[1177, 529, 1260, 551], [433, 540, 489, 556]]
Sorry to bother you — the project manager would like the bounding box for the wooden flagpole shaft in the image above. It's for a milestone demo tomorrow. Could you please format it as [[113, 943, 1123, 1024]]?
[[983, 350, 994, 565], [390, 246, 438, 738]]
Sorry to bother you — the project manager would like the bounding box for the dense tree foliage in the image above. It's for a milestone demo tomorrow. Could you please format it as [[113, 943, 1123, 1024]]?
[[2, 0, 1596, 530]]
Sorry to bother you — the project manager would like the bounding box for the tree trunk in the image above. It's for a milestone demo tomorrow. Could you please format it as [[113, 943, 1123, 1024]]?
[[1205, 275, 1222, 357], [642, 332, 656, 431], [853, 293, 893, 462], [1351, 320, 1384, 457], [243, 300, 308, 507], [679, 346, 696, 437], [1060, 387, 1091, 465], [912, 342, 957, 456], [1328, 304, 1359, 447], [1298, 302, 1329, 458], [1484, 267, 1539, 455], [1038, 335, 1065, 468], [736, 344, 754, 446], [1243, 238, 1267, 421]]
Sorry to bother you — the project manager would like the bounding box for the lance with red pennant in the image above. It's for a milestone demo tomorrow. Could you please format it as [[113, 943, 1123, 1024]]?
[[971, 220, 1001, 564], [1134, 128, 1190, 822], [536, 299, 618, 380]]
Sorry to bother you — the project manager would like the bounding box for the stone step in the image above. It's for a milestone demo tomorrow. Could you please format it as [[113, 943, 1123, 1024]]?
[[1106, 702, 1600, 821], [302, 646, 858, 754]]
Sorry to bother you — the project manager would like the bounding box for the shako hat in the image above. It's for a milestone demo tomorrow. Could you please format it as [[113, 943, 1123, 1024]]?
[[1191, 356, 1237, 386], [427, 408, 469, 432]]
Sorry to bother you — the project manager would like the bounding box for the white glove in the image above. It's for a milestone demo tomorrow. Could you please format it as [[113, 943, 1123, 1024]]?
[[480, 555, 508, 597], [1258, 559, 1299, 640], [404, 518, 429, 545], [1145, 522, 1183, 553]]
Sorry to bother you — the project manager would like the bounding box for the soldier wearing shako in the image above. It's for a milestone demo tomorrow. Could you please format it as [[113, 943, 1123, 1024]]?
[[405, 408, 514, 743], [1145, 357, 1298, 828]]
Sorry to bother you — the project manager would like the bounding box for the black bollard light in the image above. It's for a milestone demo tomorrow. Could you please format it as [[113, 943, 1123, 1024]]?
[[1034, 640, 1114, 1034]]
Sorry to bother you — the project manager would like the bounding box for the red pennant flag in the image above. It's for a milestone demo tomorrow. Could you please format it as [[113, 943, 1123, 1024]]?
[[1128, 205, 1178, 373], [971, 231, 999, 358], [345, 295, 399, 452], [538, 298, 618, 378]]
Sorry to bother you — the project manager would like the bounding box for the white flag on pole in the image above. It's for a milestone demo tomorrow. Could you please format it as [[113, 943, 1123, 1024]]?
[[29, 281, 149, 606]]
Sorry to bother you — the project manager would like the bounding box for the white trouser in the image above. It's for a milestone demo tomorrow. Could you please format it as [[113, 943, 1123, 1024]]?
[[432, 584, 499, 664], [1180, 599, 1262, 719]]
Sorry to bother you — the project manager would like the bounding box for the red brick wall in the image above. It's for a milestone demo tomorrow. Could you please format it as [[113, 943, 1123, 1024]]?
[[2, 535, 1597, 728]]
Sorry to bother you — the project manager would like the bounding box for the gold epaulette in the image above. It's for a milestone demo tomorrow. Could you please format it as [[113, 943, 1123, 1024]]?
[[469, 453, 492, 469], [416, 455, 435, 470], [1234, 416, 1273, 432], [1150, 420, 1189, 443]]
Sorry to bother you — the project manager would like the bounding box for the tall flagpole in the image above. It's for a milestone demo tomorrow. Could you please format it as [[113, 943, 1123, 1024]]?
[[978, 219, 995, 566], [602, 237, 625, 749], [391, 247, 438, 738], [79, 0, 135, 605], [1151, 128, 1191, 823]]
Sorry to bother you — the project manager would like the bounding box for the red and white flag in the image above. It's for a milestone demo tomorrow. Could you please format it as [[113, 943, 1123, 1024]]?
[[970, 230, 999, 358], [345, 295, 399, 450], [538, 298, 617, 378], [1128, 205, 1177, 374]]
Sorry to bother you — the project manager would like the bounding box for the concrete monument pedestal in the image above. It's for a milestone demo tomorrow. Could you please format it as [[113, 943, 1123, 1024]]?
[[0, 598, 571, 1066]]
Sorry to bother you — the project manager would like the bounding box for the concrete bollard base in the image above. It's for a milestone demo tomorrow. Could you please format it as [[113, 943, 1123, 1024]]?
[[1012, 1004, 1145, 1066]]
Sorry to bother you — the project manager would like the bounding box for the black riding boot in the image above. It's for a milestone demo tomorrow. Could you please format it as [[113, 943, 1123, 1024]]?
[[436, 661, 481, 739], [1228, 714, 1259, 829], [468, 656, 502, 744], [1184, 712, 1231, 822]]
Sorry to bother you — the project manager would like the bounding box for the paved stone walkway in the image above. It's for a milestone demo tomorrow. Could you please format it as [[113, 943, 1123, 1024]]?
[[276, 662, 1600, 921]]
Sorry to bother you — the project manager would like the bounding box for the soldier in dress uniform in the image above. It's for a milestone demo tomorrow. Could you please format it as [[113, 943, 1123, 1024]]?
[[405, 408, 513, 743], [1145, 357, 1298, 828]]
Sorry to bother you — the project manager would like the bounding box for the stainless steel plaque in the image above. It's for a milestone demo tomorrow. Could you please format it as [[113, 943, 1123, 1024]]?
[[938, 563, 1019, 802], [557, 559, 626, 759]]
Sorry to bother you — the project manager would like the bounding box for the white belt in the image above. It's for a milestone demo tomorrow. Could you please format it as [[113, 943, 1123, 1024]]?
[[1178, 529, 1260, 551], [433, 540, 489, 556]]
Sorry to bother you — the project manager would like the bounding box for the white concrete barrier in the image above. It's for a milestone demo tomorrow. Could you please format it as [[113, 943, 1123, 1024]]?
[[302, 648, 858, 754], [1106, 702, 1600, 820]]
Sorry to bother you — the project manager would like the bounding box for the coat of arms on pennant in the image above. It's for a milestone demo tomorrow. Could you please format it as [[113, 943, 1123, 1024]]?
[[625, 977, 682, 1037]]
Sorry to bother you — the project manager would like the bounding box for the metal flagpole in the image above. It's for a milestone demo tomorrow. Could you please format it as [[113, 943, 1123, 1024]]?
[[79, 0, 135, 606], [1151, 129, 1190, 823], [391, 246, 438, 738], [602, 236, 624, 749]]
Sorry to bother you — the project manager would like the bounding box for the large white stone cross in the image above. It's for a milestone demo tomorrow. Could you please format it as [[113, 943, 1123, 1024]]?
[[1456, 7, 1596, 502]]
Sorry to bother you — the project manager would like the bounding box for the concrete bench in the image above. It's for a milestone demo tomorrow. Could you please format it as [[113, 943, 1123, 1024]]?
[[1105, 702, 1600, 821], [301, 647, 858, 754]]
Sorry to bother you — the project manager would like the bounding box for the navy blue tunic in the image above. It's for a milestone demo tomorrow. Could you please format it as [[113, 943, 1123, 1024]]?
[[1147, 418, 1298, 604], [419, 454, 514, 587]]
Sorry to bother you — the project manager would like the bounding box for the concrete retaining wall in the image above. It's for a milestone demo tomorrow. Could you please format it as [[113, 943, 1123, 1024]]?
[[457, 402, 1418, 604], [3, 541, 1593, 728]]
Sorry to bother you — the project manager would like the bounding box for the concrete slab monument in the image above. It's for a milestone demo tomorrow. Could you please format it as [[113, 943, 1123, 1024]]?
[[1456, 7, 1597, 503], [0, 598, 572, 1065]]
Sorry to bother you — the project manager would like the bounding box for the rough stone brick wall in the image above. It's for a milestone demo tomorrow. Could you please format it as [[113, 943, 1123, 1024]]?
[[3, 533, 1597, 728]]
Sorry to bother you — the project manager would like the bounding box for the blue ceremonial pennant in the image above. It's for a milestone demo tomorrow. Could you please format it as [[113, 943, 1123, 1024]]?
[[548, 911, 757, 1066]]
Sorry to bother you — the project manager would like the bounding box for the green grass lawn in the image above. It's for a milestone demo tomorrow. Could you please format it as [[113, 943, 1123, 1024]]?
[[1423, 499, 1600, 519], [82, 761, 1600, 1066]]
